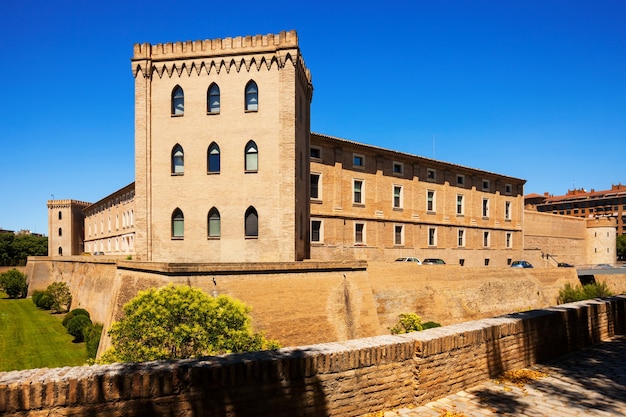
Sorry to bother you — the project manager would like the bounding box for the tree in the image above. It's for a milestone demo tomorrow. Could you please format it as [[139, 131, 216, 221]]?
[[0, 232, 15, 266], [100, 284, 279, 363], [46, 282, 72, 313], [617, 235, 626, 261], [0, 268, 28, 298]]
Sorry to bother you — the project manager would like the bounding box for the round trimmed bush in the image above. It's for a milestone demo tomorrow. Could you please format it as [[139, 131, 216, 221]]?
[[36, 292, 54, 310], [31, 290, 45, 306], [62, 308, 91, 328], [66, 314, 92, 342]]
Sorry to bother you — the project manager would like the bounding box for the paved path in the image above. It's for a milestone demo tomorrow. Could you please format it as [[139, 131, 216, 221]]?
[[386, 336, 626, 417]]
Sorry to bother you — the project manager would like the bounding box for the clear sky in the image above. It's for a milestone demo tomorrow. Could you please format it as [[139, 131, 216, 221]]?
[[1, 0, 624, 235]]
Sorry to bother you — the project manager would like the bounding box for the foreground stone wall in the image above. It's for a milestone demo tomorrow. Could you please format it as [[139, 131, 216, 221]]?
[[1, 296, 625, 417]]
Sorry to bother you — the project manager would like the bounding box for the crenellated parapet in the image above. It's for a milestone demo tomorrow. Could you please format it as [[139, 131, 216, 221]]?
[[47, 200, 91, 210], [131, 30, 312, 87]]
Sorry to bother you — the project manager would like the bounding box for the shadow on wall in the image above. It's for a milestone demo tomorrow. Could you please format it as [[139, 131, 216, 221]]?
[[79, 348, 329, 417]]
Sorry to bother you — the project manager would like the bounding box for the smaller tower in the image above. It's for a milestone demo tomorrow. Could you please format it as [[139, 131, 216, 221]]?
[[47, 200, 91, 256]]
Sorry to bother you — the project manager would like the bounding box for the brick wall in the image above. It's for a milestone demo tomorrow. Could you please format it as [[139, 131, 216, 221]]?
[[1, 296, 625, 416]]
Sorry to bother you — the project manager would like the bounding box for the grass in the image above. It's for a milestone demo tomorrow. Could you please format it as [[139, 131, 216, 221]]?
[[0, 290, 88, 372]]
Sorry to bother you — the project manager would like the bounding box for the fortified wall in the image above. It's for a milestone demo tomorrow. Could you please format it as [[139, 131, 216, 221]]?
[[2, 296, 625, 416], [23, 257, 626, 355]]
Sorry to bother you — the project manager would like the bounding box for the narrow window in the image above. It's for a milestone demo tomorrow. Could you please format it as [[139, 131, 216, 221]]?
[[456, 194, 464, 215], [58, 246, 63, 256], [207, 83, 220, 113], [458, 229, 465, 247], [353, 180, 364, 204], [355, 223, 365, 244], [245, 207, 258, 237], [207, 142, 221, 173], [506, 232, 512, 248], [482, 179, 490, 191], [505, 201, 511, 220], [58, 227, 62, 236], [427, 190, 435, 212], [172, 208, 184, 239], [172, 144, 184, 174], [482, 198, 489, 217], [393, 185, 402, 208], [505, 183, 512, 195], [394, 225, 403, 245], [58, 211, 62, 220], [311, 173, 321, 199], [171, 85, 184, 116], [483, 231, 490, 247], [245, 80, 258, 111], [245, 140, 258, 172], [311, 219, 322, 243], [208, 208, 221, 238], [428, 227, 437, 246]]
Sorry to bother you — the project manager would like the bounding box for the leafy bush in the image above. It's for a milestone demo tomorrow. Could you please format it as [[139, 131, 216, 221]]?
[[557, 282, 614, 304], [390, 313, 424, 334], [422, 321, 442, 330], [66, 314, 92, 342], [100, 284, 280, 363], [36, 292, 54, 310], [45, 282, 72, 313], [85, 323, 103, 359], [0, 269, 28, 298], [62, 308, 91, 328]]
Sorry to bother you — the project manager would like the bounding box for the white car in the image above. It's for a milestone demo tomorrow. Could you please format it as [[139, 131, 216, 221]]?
[[394, 257, 422, 264]]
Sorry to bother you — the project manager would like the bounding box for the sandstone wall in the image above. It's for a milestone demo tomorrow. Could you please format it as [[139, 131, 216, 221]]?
[[1, 296, 625, 417]]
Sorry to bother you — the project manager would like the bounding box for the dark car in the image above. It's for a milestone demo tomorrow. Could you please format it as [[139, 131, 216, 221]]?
[[422, 258, 446, 265], [558, 262, 574, 268], [511, 260, 533, 268]]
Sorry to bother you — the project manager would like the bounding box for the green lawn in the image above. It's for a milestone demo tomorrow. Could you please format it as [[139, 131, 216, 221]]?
[[0, 291, 88, 372]]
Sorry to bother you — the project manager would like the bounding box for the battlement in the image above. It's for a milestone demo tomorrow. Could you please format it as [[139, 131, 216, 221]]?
[[47, 200, 91, 209], [133, 30, 299, 61]]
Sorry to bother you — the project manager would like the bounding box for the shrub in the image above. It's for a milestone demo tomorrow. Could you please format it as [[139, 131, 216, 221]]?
[[422, 321, 442, 330], [390, 313, 424, 335], [31, 290, 45, 306], [36, 292, 54, 310], [46, 282, 72, 313], [557, 281, 614, 304], [62, 308, 91, 328], [0, 269, 28, 299], [66, 314, 92, 342], [85, 323, 103, 359]]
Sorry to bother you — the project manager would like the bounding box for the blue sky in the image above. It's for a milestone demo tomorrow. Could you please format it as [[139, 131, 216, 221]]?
[[1, 0, 624, 235]]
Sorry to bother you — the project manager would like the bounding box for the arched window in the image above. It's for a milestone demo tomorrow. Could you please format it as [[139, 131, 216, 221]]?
[[171, 144, 184, 174], [207, 142, 220, 173], [208, 207, 221, 238], [58, 227, 62, 236], [244, 140, 258, 172], [172, 85, 184, 115], [171, 208, 184, 238], [58, 247, 63, 256], [207, 83, 220, 113], [245, 80, 258, 111], [245, 206, 258, 237], [58, 211, 62, 220]]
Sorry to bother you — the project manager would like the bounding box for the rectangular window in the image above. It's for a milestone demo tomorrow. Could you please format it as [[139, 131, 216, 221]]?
[[506, 232, 512, 248], [505, 201, 511, 220], [311, 219, 322, 243], [427, 190, 436, 212], [393, 161, 404, 175], [482, 198, 489, 217], [456, 194, 464, 215], [355, 222, 365, 244], [482, 179, 490, 191], [353, 153, 365, 168], [427, 168, 436, 181], [458, 229, 465, 247], [393, 185, 403, 208], [310, 146, 321, 159], [353, 180, 364, 204], [428, 227, 437, 246], [456, 174, 464, 186], [483, 231, 490, 247], [505, 183, 512, 195], [394, 225, 403, 245], [310, 173, 321, 200]]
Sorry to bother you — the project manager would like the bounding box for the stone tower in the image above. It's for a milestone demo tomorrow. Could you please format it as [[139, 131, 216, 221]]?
[[131, 30, 313, 262], [47, 200, 90, 256]]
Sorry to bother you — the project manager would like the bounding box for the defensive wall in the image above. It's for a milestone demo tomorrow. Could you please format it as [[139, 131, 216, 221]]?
[[23, 257, 626, 356], [1, 295, 625, 416]]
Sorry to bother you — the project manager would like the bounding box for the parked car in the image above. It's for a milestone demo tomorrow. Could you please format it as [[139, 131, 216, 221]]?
[[593, 263, 613, 269], [93, 251, 105, 256], [422, 258, 446, 265], [511, 260, 533, 268], [557, 262, 574, 268], [394, 257, 422, 264]]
